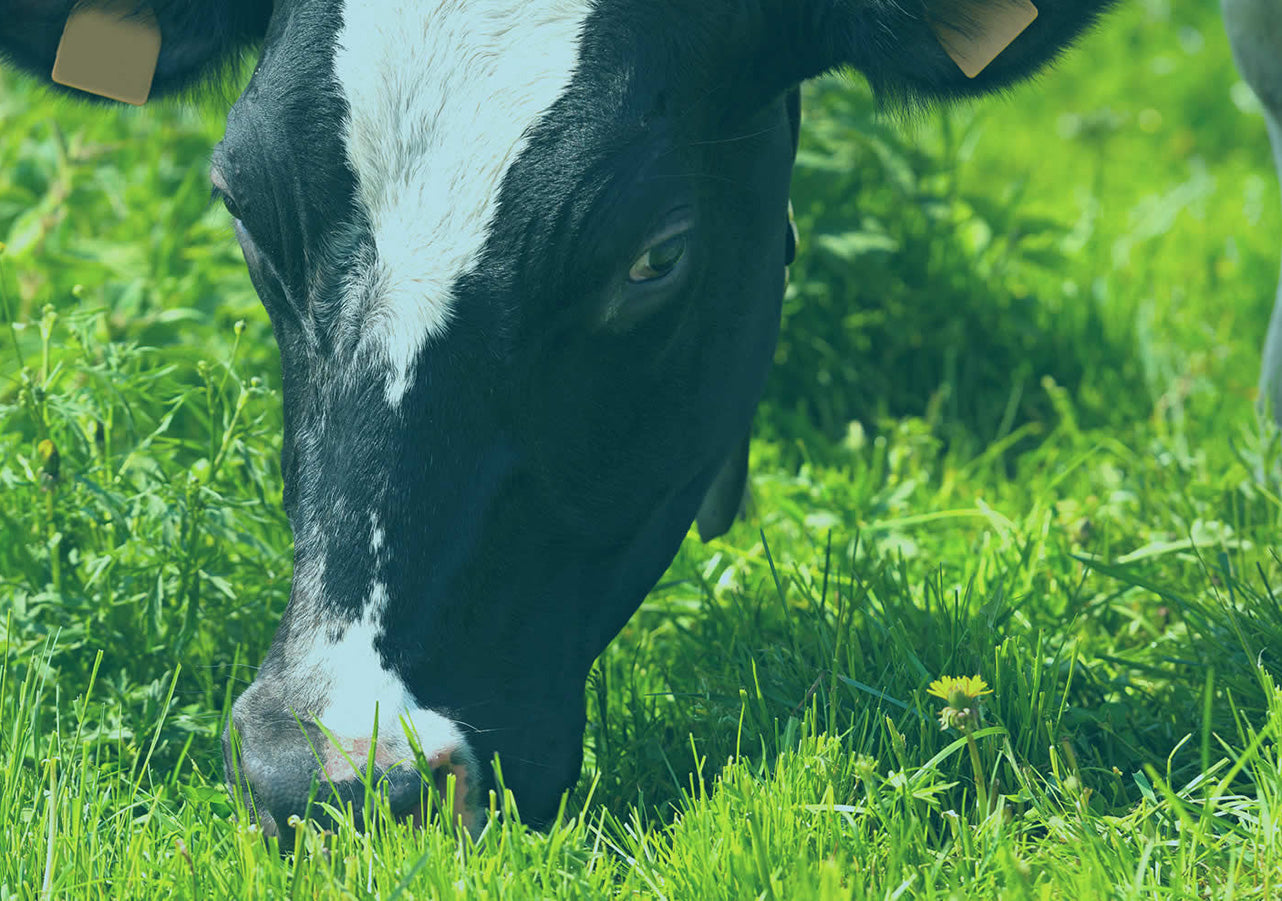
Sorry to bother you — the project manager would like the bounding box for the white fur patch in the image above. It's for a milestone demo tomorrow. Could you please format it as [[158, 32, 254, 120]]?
[[333, 0, 592, 405], [290, 582, 470, 772]]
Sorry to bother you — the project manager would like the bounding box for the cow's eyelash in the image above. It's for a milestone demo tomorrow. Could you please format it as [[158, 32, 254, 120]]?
[[210, 185, 244, 221]]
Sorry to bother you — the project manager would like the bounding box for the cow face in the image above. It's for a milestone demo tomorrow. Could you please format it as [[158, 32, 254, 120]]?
[[215, 0, 799, 838], [0, 0, 1116, 845]]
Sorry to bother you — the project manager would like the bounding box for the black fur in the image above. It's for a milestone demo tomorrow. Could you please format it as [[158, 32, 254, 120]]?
[[1, 1, 1117, 106]]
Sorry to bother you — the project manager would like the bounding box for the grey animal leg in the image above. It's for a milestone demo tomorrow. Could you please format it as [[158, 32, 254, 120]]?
[[1258, 112, 1282, 423], [1224, 0, 1282, 422], [1262, 240, 1282, 423]]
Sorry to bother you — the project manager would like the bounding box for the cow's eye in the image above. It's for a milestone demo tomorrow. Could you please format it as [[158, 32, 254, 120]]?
[[628, 231, 688, 283], [212, 185, 244, 223], [221, 193, 244, 223]]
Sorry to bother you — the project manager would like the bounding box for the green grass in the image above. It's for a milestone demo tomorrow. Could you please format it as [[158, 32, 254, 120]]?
[[3, 0, 1282, 896]]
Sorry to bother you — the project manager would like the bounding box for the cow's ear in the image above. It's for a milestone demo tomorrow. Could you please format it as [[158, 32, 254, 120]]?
[[783, 0, 1116, 103], [0, 1, 271, 102]]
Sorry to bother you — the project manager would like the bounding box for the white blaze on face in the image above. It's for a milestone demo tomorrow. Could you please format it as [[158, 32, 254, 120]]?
[[293, 581, 474, 782], [333, 0, 593, 405]]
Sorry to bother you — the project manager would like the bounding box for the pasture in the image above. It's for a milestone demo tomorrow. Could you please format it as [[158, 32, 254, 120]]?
[[2, 0, 1282, 895]]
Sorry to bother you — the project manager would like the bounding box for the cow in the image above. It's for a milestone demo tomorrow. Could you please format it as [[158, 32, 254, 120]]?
[[1, 0, 1118, 845], [1224, 0, 1282, 423]]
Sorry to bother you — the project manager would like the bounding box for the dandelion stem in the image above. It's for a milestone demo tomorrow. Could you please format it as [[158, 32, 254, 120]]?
[[964, 729, 990, 819]]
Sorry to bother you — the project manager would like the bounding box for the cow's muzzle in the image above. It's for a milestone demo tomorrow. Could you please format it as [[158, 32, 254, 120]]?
[[223, 698, 481, 850]]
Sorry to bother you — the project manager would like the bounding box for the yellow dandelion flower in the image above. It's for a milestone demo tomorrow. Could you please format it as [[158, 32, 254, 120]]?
[[927, 675, 992, 733], [933, 676, 989, 707], [927, 675, 991, 706]]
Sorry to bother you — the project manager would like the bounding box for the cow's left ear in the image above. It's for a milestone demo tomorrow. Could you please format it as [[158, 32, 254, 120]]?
[[779, 0, 1116, 103], [0, 1, 271, 102]]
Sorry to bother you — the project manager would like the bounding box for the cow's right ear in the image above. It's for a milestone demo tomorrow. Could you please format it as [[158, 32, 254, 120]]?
[[775, 0, 1116, 105], [0, 1, 271, 102]]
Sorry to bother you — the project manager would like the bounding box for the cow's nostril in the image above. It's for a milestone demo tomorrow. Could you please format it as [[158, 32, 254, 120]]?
[[386, 745, 477, 832], [410, 754, 477, 831]]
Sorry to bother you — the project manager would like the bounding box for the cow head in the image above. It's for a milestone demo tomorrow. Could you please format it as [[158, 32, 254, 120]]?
[[1, 0, 1113, 844]]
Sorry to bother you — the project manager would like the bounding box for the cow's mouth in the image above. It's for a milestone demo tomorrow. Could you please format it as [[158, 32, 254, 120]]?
[[246, 756, 482, 850], [226, 699, 484, 851]]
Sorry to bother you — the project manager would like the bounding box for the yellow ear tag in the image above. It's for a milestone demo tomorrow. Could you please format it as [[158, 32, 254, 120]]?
[[51, 2, 160, 106], [930, 0, 1039, 79]]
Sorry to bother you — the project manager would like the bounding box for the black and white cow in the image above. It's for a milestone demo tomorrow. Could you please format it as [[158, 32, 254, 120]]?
[[1, 0, 1117, 843], [1224, 0, 1282, 422]]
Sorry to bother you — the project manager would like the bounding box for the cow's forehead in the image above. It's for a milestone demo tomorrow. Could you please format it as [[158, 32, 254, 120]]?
[[331, 0, 593, 405]]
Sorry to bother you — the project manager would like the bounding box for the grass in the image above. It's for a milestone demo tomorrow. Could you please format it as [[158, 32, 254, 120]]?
[[2, 0, 1282, 896]]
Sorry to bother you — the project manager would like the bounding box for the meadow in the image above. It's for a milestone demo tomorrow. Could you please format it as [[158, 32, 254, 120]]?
[[2, 0, 1282, 896]]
